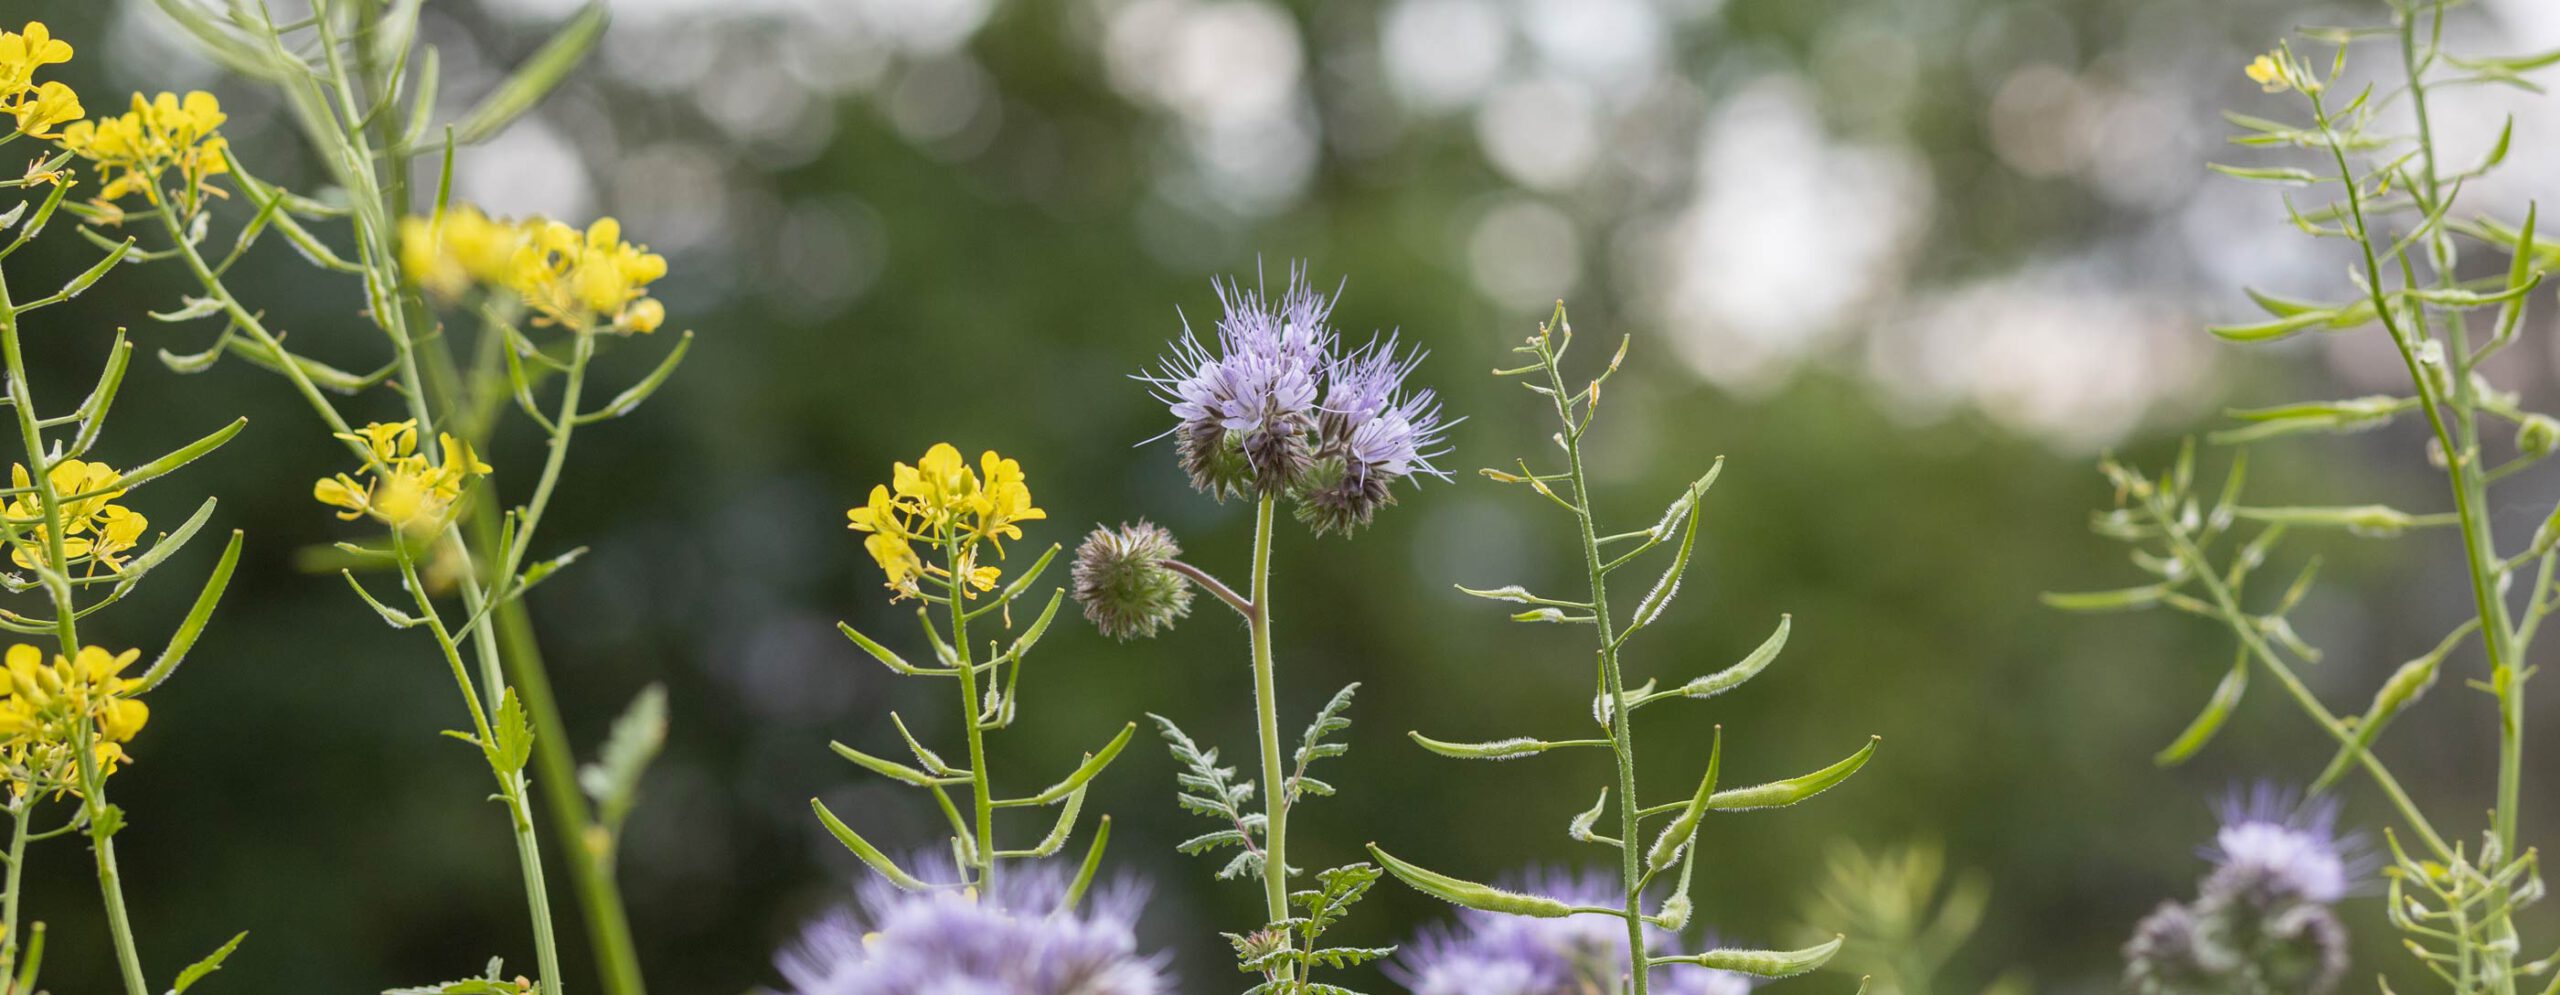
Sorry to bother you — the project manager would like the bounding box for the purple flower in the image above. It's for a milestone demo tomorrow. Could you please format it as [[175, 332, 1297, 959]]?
[[775, 869, 1169, 995], [1299, 334, 1454, 536], [2205, 785, 2364, 907], [1147, 268, 1338, 498], [1391, 870, 1752, 995]]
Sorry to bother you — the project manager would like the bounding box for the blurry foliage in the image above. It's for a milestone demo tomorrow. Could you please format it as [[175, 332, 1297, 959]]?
[[8, 0, 2558, 992]]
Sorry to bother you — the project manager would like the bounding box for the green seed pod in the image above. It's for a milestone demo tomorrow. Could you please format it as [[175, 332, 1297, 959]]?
[[1367, 843, 1572, 917], [1646, 727, 1721, 870], [811, 798, 929, 891], [1408, 731, 1602, 761], [1660, 935, 1844, 978], [1709, 736, 1878, 811]]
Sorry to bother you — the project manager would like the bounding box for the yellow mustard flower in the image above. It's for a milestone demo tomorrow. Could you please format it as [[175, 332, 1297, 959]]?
[[0, 643, 149, 790], [0, 22, 78, 140], [313, 420, 493, 532], [507, 216, 669, 335], [846, 444, 1046, 601], [400, 204, 531, 302], [2246, 53, 2291, 94], [56, 90, 230, 211], [3, 460, 144, 576]]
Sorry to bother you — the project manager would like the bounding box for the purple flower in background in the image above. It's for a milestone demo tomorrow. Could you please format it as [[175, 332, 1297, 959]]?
[[1147, 268, 1337, 498], [1391, 870, 1752, 995], [1300, 334, 1453, 536], [2205, 784, 2363, 907], [774, 869, 1168, 995]]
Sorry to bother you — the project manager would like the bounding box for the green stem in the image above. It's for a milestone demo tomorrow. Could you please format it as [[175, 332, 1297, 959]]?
[[1542, 340, 1648, 995], [0, 260, 148, 995], [1247, 496, 1293, 975], [945, 536, 996, 891], [398, 544, 562, 995], [0, 798, 24, 982]]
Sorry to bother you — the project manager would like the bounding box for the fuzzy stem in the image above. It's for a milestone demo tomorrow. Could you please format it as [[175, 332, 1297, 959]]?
[[945, 535, 997, 891], [1247, 495, 1294, 978], [1540, 337, 1649, 995], [0, 798, 24, 982]]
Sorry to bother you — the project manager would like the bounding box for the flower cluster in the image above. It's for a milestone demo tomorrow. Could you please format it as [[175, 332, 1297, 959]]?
[[0, 644, 149, 796], [5, 460, 145, 576], [1144, 268, 1448, 535], [0, 22, 80, 140], [399, 208, 668, 334], [312, 420, 492, 533], [774, 870, 1168, 995], [846, 444, 1046, 601], [1393, 872, 1752, 995], [1070, 521, 1193, 640], [2124, 788, 2358, 994], [56, 90, 229, 211]]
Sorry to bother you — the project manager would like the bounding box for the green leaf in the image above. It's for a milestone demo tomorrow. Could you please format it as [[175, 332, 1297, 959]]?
[[453, 3, 609, 144], [578, 684, 668, 836], [491, 687, 534, 774], [170, 931, 247, 994]]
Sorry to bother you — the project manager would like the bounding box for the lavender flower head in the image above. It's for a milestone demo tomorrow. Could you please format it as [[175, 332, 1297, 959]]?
[[1391, 871, 1751, 995], [2204, 785, 2361, 907], [1149, 270, 1336, 498], [775, 868, 1168, 995], [2123, 786, 2358, 995], [1145, 266, 1449, 535]]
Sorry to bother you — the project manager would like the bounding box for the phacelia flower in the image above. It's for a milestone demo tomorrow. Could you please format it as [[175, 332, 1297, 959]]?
[[2205, 785, 2360, 907], [507, 217, 668, 335], [0, 23, 79, 140], [4, 460, 146, 577], [56, 91, 230, 213], [775, 868, 1169, 995], [1071, 521, 1194, 641], [401, 205, 531, 302], [0, 643, 150, 794], [2122, 786, 2356, 995], [1393, 870, 1752, 995], [1147, 270, 1337, 498], [846, 444, 1047, 602], [1298, 334, 1452, 536], [313, 420, 492, 533]]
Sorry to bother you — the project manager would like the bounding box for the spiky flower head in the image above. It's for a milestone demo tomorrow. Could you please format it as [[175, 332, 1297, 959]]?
[[1392, 870, 1751, 995], [1072, 522, 1194, 641], [1144, 266, 1451, 535], [2205, 785, 2359, 907], [1298, 334, 1451, 536], [775, 868, 1168, 995], [2122, 786, 2355, 995]]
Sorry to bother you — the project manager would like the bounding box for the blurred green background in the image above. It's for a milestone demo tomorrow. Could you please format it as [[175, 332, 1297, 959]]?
[[14, 0, 2560, 991]]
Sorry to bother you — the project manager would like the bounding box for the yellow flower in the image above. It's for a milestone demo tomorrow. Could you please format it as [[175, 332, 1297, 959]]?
[[313, 421, 491, 532], [3, 460, 142, 576], [0, 23, 78, 141], [56, 90, 230, 213], [2246, 53, 2291, 93], [0, 643, 150, 791], [846, 444, 1043, 601], [11, 80, 79, 139], [507, 216, 669, 335], [400, 204, 531, 302]]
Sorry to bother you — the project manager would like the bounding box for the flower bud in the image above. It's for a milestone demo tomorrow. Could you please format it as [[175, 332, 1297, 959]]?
[[1071, 522, 1195, 641]]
